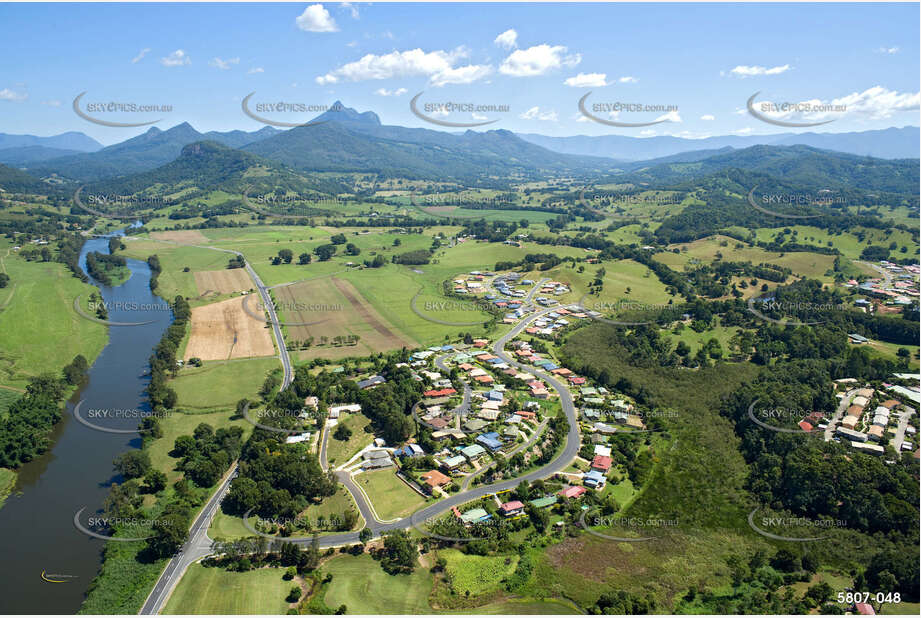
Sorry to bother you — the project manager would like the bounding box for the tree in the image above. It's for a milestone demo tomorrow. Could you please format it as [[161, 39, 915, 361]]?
[[333, 424, 352, 441], [143, 469, 167, 493], [146, 505, 190, 558], [278, 249, 293, 264], [314, 244, 336, 261], [113, 450, 151, 479], [63, 354, 89, 385], [330, 233, 347, 245], [286, 586, 301, 602], [359, 527, 373, 545], [0, 273, 9, 288], [298, 253, 312, 265], [380, 530, 417, 574]]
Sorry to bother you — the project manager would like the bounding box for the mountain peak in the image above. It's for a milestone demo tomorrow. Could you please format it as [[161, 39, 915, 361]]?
[[314, 102, 381, 127]]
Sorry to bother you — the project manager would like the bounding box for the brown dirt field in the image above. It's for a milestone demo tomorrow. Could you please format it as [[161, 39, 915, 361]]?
[[193, 269, 253, 296], [184, 296, 276, 361], [149, 230, 210, 244], [277, 276, 416, 360]]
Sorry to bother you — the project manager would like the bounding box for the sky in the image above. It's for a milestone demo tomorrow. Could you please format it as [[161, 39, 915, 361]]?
[[0, 2, 919, 146]]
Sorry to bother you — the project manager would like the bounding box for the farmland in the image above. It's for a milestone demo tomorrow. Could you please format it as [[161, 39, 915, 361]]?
[[184, 296, 276, 361]]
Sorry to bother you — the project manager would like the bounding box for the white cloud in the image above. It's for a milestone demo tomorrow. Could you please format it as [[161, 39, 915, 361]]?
[[655, 111, 682, 123], [131, 48, 151, 64], [346, 41, 358, 48], [752, 86, 919, 123], [618, 76, 637, 83], [700, 114, 715, 121], [340, 2, 359, 19], [876, 46, 899, 54], [0, 88, 27, 102], [296, 4, 339, 32], [729, 64, 790, 77], [161, 50, 191, 67], [248, 67, 265, 74], [564, 72, 608, 88], [499, 44, 580, 77], [374, 87, 408, 96], [639, 129, 656, 136], [472, 112, 488, 121], [316, 47, 491, 87], [41, 99, 61, 107], [734, 127, 753, 135], [520, 106, 558, 121], [209, 57, 240, 70], [494, 29, 518, 49]]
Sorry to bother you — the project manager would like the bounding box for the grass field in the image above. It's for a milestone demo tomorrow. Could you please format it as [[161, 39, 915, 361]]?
[[446, 599, 581, 614], [667, 322, 742, 358], [325, 413, 374, 466], [852, 340, 920, 371], [438, 548, 519, 596], [0, 240, 108, 389], [655, 235, 839, 283], [357, 469, 427, 521], [163, 564, 293, 614], [0, 467, 16, 510], [322, 553, 434, 614], [210, 487, 363, 540], [170, 357, 280, 411]]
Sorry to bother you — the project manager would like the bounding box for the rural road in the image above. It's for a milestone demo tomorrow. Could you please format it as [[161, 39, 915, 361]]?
[[139, 463, 238, 615], [138, 240, 293, 613]]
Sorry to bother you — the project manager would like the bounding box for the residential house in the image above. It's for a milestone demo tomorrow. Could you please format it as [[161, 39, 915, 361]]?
[[583, 470, 606, 489], [461, 443, 487, 461], [499, 500, 525, 517], [591, 455, 612, 473], [357, 375, 386, 389], [441, 454, 467, 470], [420, 469, 451, 493], [476, 432, 503, 451], [530, 496, 558, 509], [558, 486, 586, 500], [459, 508, 491, 525]]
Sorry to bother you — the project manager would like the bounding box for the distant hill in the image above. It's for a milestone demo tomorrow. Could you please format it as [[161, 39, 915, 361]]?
[[0, 131, 102, 153], [0, 145, 84, 166], [518, 126, 920, 161], [0, 163, 50, 194], [620, 144, 920, 194], [242, 101, 616, 181], [84, 140, 322, 197], [30, 123, 285, 182]]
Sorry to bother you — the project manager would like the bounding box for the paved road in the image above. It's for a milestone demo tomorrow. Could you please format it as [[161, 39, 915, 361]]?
[[890, 405, 916, 452], [859, 260, 893, 287], [139, 463, 238, 614], [138, 239, 293, 614], [279, 305, 582, 547], [825, 388, 858, 442]]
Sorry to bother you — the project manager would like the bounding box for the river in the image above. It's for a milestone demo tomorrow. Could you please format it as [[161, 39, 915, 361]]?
[[0, 232, 172, 614]]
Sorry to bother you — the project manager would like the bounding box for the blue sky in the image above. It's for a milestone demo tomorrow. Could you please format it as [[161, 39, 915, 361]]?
[[1, 2, 918, 145]]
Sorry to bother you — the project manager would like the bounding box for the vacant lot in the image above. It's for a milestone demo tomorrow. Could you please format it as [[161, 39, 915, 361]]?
[[170, 357, 279, 411], [163, 564, 292, 614], [357, 469, 426, 521], [149, 229, 210, 245], [325, 412, 374, 466], [184, 296, 275, 361], [277, 276, 416, 360], [322, 554, 434, 614], [439, 548, 519, 596], [193, 269, 253, 296]]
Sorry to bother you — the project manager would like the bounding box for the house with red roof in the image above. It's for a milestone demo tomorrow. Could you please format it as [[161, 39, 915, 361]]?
[[499, 500, 525, 517], [591, 455, 612, 473], [423, 388, 457, 398], [558, 485, 586, 499], [458, 363, 475, 371], [474, 375, 494, 384], [798, 420, 814, 433], [569, 376, 587, 385]]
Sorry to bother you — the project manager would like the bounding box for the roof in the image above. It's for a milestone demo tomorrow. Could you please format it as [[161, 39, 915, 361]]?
[[584, 470, 605, 484], [421, 469, 451, 487], [530, 496, 558, 508], [442, 454, 466, 467], [461, 444, 487, 458], [591, 455, 612, 471], [423, 388, 456, 397], [357, 375, 386, 389], [559, 486, 586, 499], [460, 508, 490, 524], [500, 500, 525, 511]]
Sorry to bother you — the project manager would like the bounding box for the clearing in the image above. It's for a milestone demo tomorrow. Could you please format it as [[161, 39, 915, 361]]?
[[184, 296, 276, 361], [193, 269, 253, 296]]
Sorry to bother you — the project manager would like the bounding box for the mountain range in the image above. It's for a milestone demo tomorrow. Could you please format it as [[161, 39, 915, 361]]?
[[518, 126, 920, 161]]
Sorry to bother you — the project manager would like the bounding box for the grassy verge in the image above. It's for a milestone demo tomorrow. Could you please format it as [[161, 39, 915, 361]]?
[[322, 553, 434, 614], [163, 564, 293, 614]]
